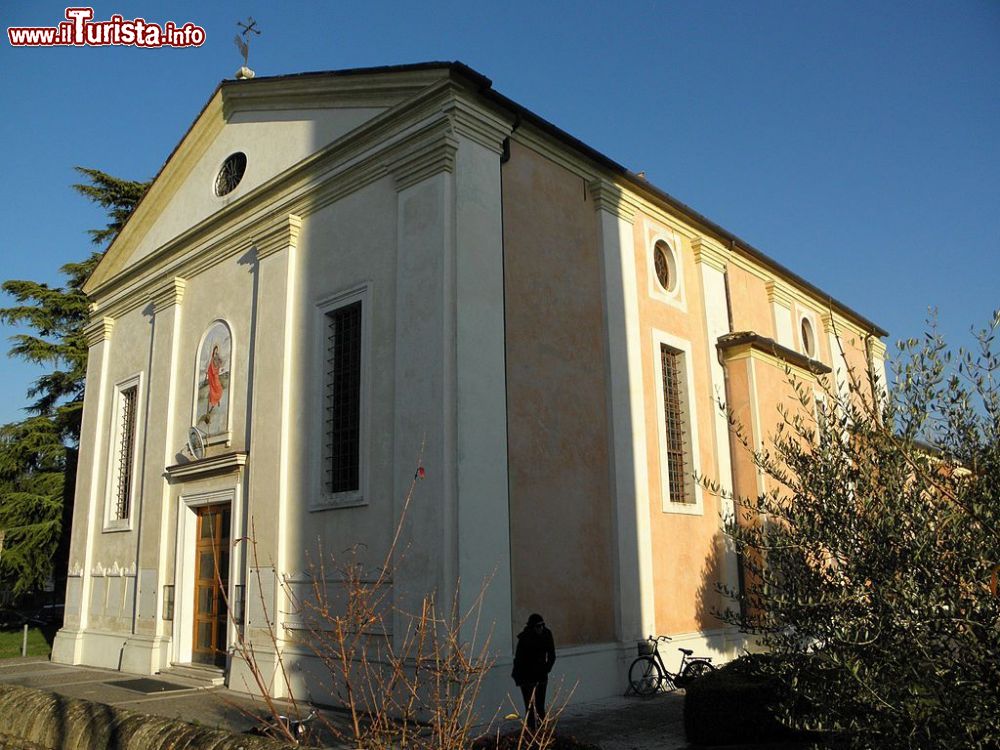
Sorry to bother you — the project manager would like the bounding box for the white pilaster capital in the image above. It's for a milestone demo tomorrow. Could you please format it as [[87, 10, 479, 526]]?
[[150, 277, 186, 313], [765, 280, 794, 309], [868, 338, 887, 360], [391, 132, 459, 191], [444, 97, 512, 155], [254, 214, 302, 259], [590, 180, 636, 221], [83, 316, 115, 347], [691, 236, 728, 271]]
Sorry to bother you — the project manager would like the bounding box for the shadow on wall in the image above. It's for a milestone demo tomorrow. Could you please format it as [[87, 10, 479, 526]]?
[[693, 530, 735, 634]]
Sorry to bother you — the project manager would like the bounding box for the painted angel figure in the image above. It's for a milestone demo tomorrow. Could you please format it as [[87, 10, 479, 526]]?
[[204, 344, 224, 418]]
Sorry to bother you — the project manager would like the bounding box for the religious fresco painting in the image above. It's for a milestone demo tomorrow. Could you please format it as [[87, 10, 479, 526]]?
[[195, 321, 231, 437]]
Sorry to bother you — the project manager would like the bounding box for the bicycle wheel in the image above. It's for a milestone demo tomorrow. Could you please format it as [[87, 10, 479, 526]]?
[[679, 659, 715, 686], [628, 656, 662, 696]]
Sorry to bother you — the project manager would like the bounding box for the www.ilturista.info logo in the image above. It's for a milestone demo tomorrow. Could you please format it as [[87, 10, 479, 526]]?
[[8, 7, 206, 48]]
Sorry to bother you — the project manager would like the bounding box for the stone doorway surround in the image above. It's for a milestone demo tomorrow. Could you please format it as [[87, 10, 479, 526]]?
[[173, 488, 241, 670]]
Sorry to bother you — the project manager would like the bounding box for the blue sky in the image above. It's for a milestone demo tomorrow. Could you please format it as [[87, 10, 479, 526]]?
[[1, 0, 997, 427]]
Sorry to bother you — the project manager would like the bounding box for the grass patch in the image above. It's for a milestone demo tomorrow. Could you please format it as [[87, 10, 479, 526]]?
[[0, 626, 56, 659]]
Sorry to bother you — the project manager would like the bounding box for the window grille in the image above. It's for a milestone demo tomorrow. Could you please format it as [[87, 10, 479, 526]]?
[[113, 385, 137, 520], [660, 344, 690, 503], [325, 301, 362, 494]]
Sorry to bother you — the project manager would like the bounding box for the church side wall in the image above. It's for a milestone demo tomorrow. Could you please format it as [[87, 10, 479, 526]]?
[[501, 140, 617, 648], [630, 213, 729, 637]]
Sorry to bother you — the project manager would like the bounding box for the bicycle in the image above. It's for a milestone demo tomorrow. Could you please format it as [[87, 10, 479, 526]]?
[[248, 707, 319, 745], [628, 635, 715, 696]]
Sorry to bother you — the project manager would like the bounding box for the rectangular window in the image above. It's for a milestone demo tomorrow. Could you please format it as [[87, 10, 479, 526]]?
[[106, 375, 141, 530], [660, 344, 691, 504], [324, 300, 362, 494]]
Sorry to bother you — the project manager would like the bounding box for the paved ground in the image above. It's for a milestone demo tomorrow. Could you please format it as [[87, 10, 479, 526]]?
[[556, 691, 687, 750], [0, 657, 691, 749]]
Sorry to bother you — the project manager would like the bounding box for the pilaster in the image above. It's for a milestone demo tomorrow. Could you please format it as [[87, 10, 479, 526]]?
[[388, 100, 514, 666], [593, 178, 654, 642], [246, 213, 302, 648], [589, 179, 637, 222], [694, 253, 741, 601], [691, 236, 728, 272], [766, 280, 794, 347], [53, 316, 115, 664], [821, 313, 851, 406], [452, 113, 512, 652], [130, 278, 185, 650], [390, 131, 458, 191]]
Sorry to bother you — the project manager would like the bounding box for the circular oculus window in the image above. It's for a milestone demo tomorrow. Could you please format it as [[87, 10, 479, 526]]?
[[214, 152, 247, 197], [653, 240, 677, 293], [801, 317, 816, 357]]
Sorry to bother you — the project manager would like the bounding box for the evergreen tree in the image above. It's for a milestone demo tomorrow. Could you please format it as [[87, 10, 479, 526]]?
[[0, 168, 148, 599]]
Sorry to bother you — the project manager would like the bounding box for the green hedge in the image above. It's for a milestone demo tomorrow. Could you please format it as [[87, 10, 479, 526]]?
[[683, 655, 801, 746]]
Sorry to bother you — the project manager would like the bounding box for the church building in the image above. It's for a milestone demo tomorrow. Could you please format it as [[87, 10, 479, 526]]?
[[52, 62, 887, 707]]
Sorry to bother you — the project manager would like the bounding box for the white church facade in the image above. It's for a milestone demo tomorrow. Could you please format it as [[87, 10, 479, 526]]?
[[52, 62, 887, 707]]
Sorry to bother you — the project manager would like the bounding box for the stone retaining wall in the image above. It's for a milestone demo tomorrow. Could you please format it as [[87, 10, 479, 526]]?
[[0, 684, 290, 750]]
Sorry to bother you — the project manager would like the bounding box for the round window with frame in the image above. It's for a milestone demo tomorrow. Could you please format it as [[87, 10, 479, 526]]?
[[800, 316, 816, 358], [653, 240, 678, 294], [214, 152, 247, 197]]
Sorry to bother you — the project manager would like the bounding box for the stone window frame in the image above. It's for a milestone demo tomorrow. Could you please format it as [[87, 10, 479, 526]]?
[[103, 372, 143, 532], [798, 309, 819, 359], [646, 227, 687, 312], [311, 283, 371, 512], [651, 328, 703, 515]]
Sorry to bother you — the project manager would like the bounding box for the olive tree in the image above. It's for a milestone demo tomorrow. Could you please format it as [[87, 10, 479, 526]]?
[[717, 314, 1000, 749]]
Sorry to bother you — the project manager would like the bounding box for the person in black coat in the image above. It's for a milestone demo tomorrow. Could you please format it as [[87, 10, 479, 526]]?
[[511, 613, 556, 731]]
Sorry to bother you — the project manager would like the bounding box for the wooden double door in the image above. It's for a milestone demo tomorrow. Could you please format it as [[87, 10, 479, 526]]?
[[193, 504, 230, 667]]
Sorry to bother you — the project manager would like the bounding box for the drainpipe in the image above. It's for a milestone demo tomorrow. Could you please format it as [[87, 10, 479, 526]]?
[[498, 110, 519, 654], [719, 246, 747, 621]]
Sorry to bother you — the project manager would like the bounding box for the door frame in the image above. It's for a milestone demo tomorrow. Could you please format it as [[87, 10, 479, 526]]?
[[172, 488, 241, 667]]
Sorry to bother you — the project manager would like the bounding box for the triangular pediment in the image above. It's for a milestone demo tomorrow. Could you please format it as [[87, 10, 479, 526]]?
[[85, 64, 455, 294]]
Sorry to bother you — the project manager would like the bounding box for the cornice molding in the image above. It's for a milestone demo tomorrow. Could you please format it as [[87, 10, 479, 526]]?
[[150, 277, 187, 312], [165, 451, 248, 481], [444, 95, 512, 154], [88, 95, 463, 315], [691, 236, 728, 272], [589, 179, 636, 221], [718, 330, 832, 380], [391, 131, 458, 191], [219, 68, 450, 119], [765, 280, 794, 309], [726, 248, 771, 282], [85, 94, 225, 292], [86, 78, 458, 299], [513, 125, 706, 240], [84, 316, 115, 347], [254, 214, 303, 259]]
